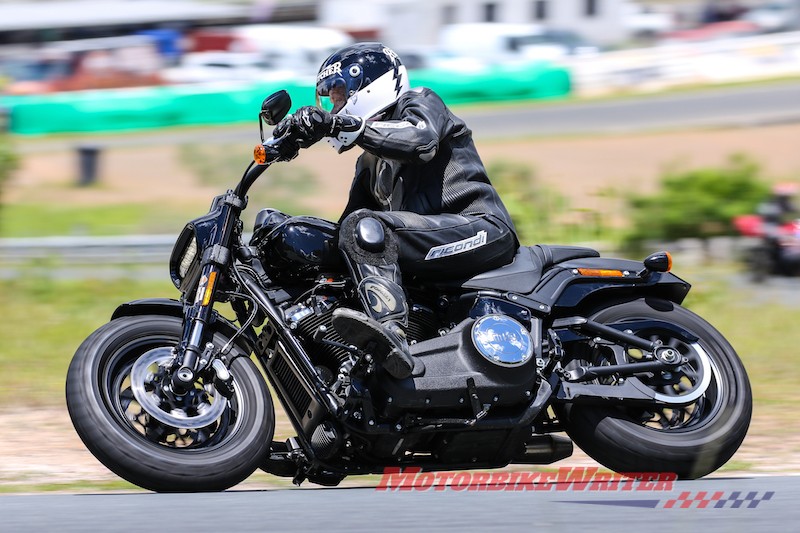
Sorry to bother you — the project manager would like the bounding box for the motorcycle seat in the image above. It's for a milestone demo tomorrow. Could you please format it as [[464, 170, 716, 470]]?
[[530, 244, 600, 269], [459, 246, 541, 293], [457, 244, 600, 294]]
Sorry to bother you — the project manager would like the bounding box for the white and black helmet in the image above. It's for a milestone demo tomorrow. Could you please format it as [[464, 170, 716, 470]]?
[[316, 42, 410, 120]]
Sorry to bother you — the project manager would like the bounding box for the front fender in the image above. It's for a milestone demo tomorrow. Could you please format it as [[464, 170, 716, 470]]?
[[532, 257, 691, 313], [111, 298, 184, 321], [111, 298, 254, 353]]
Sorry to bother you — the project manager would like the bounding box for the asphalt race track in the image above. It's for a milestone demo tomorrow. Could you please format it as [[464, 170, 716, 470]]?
[[461, 80, 800, 139], [1, 475, 798, 532]]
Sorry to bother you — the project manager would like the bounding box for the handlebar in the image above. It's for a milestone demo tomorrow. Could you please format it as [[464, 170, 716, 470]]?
[[260, 131, 300, 165], [236, 131, 300, 199]]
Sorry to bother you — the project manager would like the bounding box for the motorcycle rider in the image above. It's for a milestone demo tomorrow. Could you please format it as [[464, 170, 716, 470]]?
[[274, 42, 518, 379], [757, 183, 799, 269], [759, 183, 798, 229]]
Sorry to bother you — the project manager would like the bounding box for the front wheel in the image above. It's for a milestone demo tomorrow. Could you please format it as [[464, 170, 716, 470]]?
[[66, 315, 274, 492], [558, 298, 752, 479]]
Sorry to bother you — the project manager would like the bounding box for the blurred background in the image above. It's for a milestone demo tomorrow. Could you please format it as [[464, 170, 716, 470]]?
[[0, 0, 799, 491]]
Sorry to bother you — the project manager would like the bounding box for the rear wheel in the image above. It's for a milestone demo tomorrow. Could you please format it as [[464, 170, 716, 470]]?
[[558, 298, 751, 479], [66, 315, 274, 492]]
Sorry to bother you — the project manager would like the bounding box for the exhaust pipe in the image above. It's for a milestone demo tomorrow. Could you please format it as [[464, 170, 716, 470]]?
[[512, 434, 573, 464]]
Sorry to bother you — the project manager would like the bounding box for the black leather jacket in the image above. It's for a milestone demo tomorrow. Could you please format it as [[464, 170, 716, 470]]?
[[339, 87, 516, 233]]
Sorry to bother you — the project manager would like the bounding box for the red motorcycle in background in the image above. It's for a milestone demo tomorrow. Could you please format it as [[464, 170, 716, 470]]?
[[734, 213, 800, 282]]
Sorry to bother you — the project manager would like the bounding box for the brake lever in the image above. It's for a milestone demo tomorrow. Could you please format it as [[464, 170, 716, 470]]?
[[263, 133, 300, 163]]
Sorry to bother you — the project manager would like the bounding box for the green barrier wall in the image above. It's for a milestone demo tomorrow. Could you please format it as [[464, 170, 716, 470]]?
[[0, 63, 570, 135]]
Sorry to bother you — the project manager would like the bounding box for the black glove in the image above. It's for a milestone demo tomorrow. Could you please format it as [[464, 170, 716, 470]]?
[[276, 106, 364, 149]]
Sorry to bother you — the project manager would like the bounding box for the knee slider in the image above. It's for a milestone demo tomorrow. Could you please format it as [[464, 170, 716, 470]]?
[[340, 210, 398, 266], [356, 217, 385, 252]]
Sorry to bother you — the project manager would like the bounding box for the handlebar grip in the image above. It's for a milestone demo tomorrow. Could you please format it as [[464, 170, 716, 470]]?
[[263, 134, 299, 163]]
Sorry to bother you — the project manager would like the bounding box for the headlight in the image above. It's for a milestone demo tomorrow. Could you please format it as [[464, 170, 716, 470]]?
[[178, 238, 198, 278], [169, 225, 201, 291]]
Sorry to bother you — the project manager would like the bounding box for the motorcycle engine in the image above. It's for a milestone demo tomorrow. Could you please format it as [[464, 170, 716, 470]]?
[[283, 295, 440, 384]]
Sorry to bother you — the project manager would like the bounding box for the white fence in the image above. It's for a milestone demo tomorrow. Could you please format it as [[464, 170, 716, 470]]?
[[564, 31, 800, 95]]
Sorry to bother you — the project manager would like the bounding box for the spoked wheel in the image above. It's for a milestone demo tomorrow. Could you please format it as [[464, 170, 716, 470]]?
[[558, 298, 752, 479], [66, 315, 274, 492]]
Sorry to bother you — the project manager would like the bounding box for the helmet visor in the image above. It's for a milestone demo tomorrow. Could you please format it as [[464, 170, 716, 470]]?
[[316, 76, 347, 114]]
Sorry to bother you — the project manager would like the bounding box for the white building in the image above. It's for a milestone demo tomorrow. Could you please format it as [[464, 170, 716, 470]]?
[[318, 0, 631, 47]]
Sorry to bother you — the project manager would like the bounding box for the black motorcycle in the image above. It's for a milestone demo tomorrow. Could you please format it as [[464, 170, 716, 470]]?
[[66, 91, 752, 492]]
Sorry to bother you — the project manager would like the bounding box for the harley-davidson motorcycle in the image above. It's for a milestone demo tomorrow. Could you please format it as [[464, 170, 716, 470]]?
[[66, 91, 752, 492]]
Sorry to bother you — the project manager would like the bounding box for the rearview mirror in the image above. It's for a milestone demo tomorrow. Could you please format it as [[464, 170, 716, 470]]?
[[260, 90, 292, 126]]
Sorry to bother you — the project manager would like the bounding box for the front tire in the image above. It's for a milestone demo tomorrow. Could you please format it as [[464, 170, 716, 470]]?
[[66, 315, 274, 492], [558, 298, 752, 479]]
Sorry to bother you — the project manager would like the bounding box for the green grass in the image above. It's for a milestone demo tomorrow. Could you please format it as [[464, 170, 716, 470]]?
[[0, 203, 200, 238], [0, 274, 176, 407]]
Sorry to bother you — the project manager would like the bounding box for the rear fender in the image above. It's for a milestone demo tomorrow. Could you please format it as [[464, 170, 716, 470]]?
[[111, 298, 254, 353], [533, 257, 691, 313]]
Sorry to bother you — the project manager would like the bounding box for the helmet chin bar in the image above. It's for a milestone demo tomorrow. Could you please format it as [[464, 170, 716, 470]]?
[[338, 67, 408, 121]]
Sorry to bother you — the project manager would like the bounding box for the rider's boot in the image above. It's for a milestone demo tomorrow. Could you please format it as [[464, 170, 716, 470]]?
[[334, 213, 414, 378], [331, 264, 414, 379], [331, 307, 413, 379]]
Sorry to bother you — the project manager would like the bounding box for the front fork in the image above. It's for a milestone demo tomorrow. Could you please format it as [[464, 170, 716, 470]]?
[[171, 263, 225, 394]]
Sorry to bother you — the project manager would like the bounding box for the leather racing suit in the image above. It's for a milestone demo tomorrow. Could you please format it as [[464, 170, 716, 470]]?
[[337, 86, 519, 329]]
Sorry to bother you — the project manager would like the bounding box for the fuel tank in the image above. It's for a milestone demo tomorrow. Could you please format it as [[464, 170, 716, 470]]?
[[250, 210, 344, 274]]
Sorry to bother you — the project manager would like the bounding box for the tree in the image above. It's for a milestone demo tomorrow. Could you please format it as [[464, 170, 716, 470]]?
[[622, 154, 771, 252], [486, 160, 568, 245]]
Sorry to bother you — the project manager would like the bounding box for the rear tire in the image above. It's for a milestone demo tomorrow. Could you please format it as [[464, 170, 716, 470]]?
[[66, 315, 274, 492], [559, 298, 751, 479]]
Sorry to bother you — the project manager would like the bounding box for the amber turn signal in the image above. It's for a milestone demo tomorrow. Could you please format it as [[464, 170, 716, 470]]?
[[643, 251, 672, 272], [201, 271, 218, 306], [253, 144, 267, 165], [577, 268, 626, 277]]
